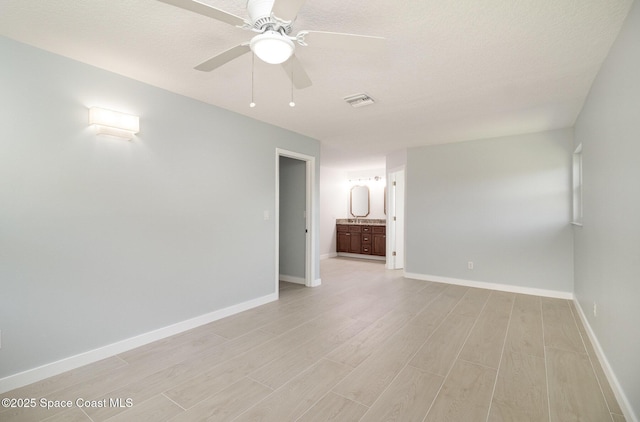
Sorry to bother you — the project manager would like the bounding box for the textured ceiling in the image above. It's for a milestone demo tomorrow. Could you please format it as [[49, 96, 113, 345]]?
[[0, 0, 633, 169]]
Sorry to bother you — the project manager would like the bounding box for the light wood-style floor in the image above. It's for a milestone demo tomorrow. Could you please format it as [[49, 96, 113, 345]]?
[[1, 258, 625, 422]]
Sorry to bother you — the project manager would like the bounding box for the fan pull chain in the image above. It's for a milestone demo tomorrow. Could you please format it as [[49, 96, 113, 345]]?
[[289, 63, 295, 107], [249, 53, 256, 108]]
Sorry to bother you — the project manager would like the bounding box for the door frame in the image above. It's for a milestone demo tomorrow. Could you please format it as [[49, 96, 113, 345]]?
[[275, 148, 318, 295]]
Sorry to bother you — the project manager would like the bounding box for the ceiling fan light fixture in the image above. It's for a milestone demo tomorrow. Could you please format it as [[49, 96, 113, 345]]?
[[250, 30, 294, 64]]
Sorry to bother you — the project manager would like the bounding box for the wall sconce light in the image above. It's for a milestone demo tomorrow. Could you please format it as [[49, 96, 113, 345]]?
[[88, 107, 140, 140]]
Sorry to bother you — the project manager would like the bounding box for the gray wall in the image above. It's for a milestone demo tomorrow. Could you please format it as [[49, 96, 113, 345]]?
[[406, 129, 574, 293], [573, 1, 640, 416], [0, 37, 319, 378], [279, 157, 306, 279]]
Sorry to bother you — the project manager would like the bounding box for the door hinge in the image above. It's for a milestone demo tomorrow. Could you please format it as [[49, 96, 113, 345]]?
[[392, 251, 397, 256], [392, 181, 397, 186], [393, 216, 397, 221]]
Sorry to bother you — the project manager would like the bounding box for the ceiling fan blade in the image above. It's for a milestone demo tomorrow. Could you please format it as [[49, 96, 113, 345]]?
[[157, 0, 247, 27], [299, 31, 386, 53], [194, 44, 251, 71], [282, 55, 312, 89], [271, 0, 307, 22]]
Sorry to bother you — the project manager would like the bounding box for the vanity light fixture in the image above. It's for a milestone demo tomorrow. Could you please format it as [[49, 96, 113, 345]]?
[[89, 107, 140, 140], [348, 176, 384, 184]]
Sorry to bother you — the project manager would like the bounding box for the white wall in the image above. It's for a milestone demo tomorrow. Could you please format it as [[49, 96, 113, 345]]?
[[573, 1, 640, 418], [0, 37, 319, 381], [386, 149, 407, 172], [405, 129, 574, 294], [319, 166, 347, 259]]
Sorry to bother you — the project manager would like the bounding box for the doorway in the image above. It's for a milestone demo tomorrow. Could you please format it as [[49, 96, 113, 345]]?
[[275, 149, 317, 295]]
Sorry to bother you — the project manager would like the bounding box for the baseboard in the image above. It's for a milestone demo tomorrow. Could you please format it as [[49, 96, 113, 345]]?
[[279, 274, 306, 285], [337, 252, 386, 262], [0, 292, 278, 394], [279, 275, 321, 287], [403, 272, 574, 300], [573, 300, 638, 422], [320, 252, 337, 260]]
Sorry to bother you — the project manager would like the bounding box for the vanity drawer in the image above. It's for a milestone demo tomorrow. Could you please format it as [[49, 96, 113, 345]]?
[[362, 234, 372, 244], [372, 226, 385, 234], [337, 224, 349, 232], [348, 225, 362, 233]]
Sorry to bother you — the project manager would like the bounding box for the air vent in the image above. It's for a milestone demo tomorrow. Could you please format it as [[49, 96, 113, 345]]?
[[344, 93, 375, 108]]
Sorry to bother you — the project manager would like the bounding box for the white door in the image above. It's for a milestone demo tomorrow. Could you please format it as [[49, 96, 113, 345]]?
[[387, 169, 405, 269]]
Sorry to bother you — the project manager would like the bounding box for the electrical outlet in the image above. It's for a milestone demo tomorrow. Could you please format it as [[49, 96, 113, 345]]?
[[468, 261, 474, 270], [593, 302, 597, 317]]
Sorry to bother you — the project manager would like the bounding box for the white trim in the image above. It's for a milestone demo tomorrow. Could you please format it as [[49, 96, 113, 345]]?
[[0, 293, 277, 394], [573, 300, 638, 422], [320, 252, 337, 260], [337, 252, 386, 262], [403, 272, 573, 300], [275, 148, 317, 289], [572, 143, 583, 225], [310, 278, 322, 287], [279, 274, 306, 285]]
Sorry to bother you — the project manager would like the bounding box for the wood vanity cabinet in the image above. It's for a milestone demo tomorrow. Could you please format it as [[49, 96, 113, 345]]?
[[361, 228, 372, 255], [336, 225, 351, 253], [372, 226, 386, 256], [337, 224, 385, 256], [337, 224, 361, 253]]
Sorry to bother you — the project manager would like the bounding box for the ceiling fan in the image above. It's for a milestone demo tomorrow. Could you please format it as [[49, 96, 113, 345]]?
[[158, 0, 385, 89]]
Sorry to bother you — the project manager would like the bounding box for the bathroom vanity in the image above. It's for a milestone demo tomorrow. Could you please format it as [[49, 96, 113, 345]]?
[[336, 219, 386, 259]]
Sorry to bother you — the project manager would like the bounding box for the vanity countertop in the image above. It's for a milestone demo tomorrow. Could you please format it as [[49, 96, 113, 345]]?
[[336, 218, 386, 226]]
